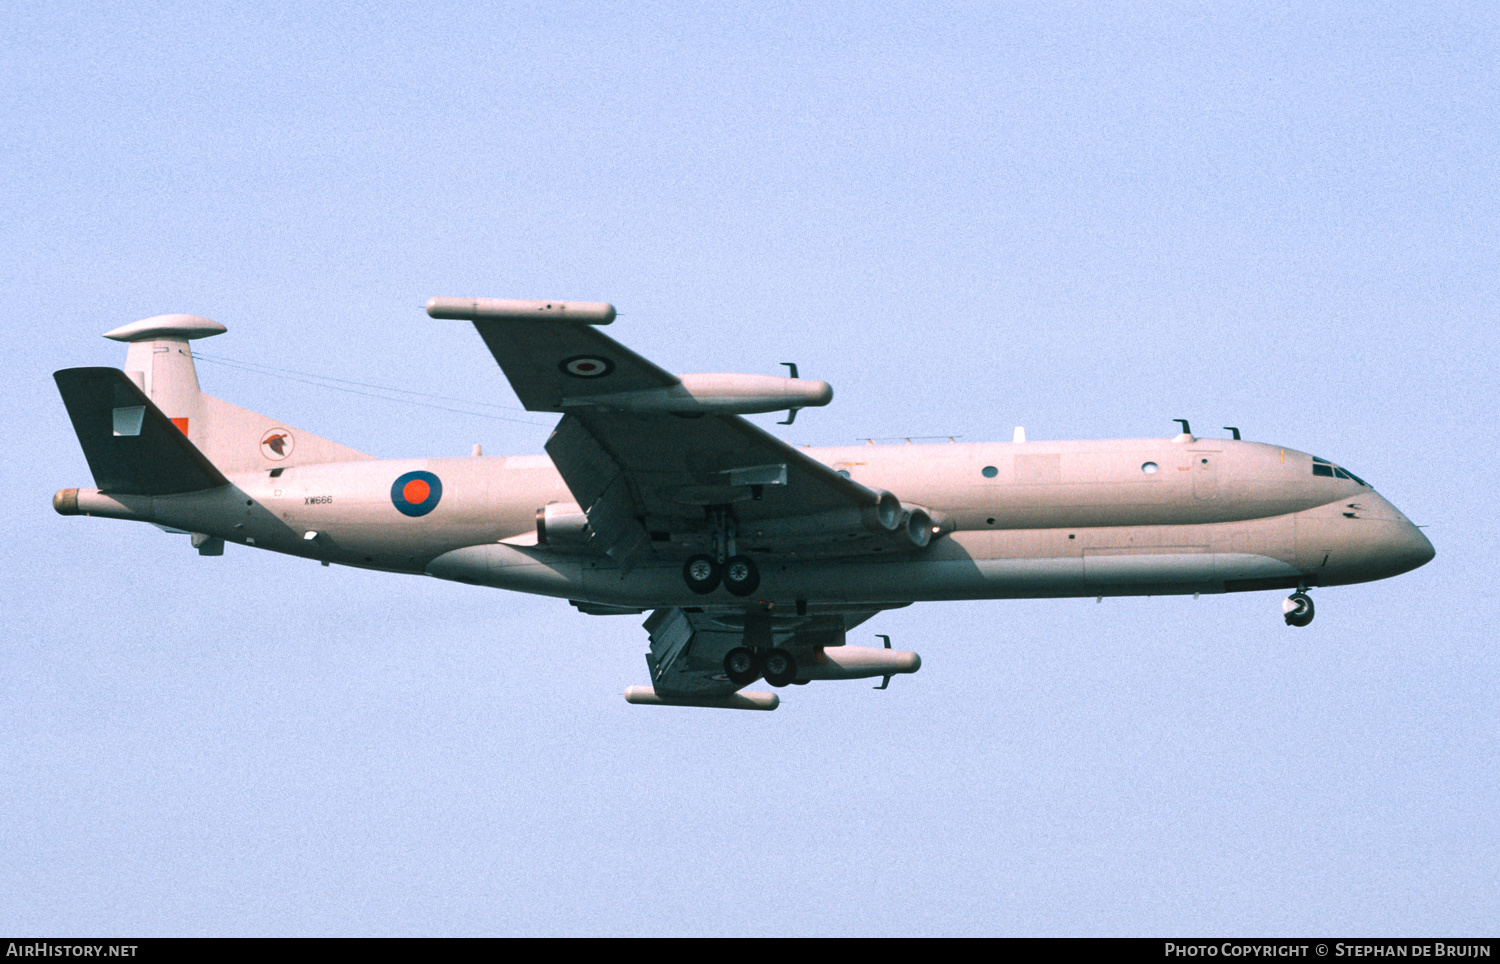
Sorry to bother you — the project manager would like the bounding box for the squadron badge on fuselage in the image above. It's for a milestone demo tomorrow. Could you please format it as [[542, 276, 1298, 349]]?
[[260, 428, 294, 460]]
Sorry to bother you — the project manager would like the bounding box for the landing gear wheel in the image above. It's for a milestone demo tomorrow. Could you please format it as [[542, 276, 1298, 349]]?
[[723, 647, 762, 686], [722, 554, 760, 597], [1283, 592, 1315, 627], [762, 648, 798, 687], [683, 554, 722, 595]]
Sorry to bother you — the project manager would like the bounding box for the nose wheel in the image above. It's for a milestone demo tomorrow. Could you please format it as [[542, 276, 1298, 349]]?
[[1283, 592, 1314, 627]]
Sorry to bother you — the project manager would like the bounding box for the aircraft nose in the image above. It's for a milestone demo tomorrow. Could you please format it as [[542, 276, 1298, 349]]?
[[1404, 521, 1435, 569], [1381, 517, 1435, 577]]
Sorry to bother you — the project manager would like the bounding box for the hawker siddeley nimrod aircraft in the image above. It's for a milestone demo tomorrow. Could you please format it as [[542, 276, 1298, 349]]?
[[53, 297, 1435, 711]]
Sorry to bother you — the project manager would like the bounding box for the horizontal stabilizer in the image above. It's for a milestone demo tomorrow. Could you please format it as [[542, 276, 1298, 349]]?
[[54, 367, 229, 495]]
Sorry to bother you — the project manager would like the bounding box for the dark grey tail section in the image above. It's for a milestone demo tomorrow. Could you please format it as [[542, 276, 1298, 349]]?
[[54, 367, 229, 495]]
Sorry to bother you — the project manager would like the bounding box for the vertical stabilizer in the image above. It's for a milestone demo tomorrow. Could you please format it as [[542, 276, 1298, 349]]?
[[103, 314, 225, 436], [97, 314, 370, 473]]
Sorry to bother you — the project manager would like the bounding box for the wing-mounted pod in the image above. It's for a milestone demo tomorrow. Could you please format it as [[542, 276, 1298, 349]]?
[[801, 643, 921, 683], [426, 296, 832, 419], [564, 372, 833, 417]]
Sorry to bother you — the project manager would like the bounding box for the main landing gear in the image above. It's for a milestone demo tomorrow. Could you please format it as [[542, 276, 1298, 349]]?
[[722, 646, 798, 687], [1283, 591, 1315, 627], [683, 553, 760, 597], [722, 555, 760, 596], [682, 506, 761, 597], [721, 607, 798, 687], [683, 554, 721, 594]]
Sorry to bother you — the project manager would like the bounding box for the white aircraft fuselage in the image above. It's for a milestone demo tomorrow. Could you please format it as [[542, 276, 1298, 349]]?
[[53, 300, 1434, 709], [57, 436, 1431, 607]]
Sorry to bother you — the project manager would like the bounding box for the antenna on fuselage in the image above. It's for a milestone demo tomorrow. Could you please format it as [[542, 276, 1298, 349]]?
[[1172, 419, 1194, 442], [1224, 426, 1241, 440]]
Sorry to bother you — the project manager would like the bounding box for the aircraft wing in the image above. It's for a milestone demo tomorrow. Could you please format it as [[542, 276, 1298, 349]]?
[[428, 297, 677, 410], [544, 409, 887, 563], [435, 297, 900, 565]]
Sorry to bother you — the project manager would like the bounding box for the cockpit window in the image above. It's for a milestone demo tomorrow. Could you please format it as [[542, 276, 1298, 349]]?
[[1312, 457, 1367, 486]]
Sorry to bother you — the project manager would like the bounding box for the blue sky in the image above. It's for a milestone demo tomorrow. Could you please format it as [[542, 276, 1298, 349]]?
[[3, 2, 1496, 935]]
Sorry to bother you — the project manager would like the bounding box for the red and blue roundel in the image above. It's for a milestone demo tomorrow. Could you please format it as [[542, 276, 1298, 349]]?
[[391, 470, 442, 517]]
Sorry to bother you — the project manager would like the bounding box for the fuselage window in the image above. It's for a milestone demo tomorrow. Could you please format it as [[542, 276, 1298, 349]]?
[[981, 465, 998, 478], [1141, 462, 1158, 474]]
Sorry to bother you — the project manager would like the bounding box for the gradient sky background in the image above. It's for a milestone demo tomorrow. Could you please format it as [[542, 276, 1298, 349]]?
[[4, 2, 1496, 936]]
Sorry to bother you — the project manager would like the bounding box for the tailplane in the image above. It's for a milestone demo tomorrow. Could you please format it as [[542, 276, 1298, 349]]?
[[54, 367, 228, 495]]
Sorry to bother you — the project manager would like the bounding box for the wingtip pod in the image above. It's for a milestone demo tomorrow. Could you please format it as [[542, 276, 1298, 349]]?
[[53, 488, 79, 515], [624, 685, 780, 711], [426, 297, 616, 325]]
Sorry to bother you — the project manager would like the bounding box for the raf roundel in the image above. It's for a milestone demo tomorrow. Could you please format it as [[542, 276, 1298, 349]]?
[[391, 470, 443, 517], [559, 354, 615, 378]]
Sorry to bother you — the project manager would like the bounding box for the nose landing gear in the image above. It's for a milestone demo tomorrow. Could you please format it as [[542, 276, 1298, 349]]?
[[1283, 591, 1315, 627]]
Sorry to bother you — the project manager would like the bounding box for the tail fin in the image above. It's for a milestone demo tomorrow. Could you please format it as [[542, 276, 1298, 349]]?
[[93, 313, 370, 474], [103, 314, 222, 428], [54, 367, 229, 495]]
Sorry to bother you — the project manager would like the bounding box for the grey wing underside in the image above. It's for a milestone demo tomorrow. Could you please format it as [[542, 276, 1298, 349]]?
[[546, 410, 879, 565], [643, 608, 888, 698]]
